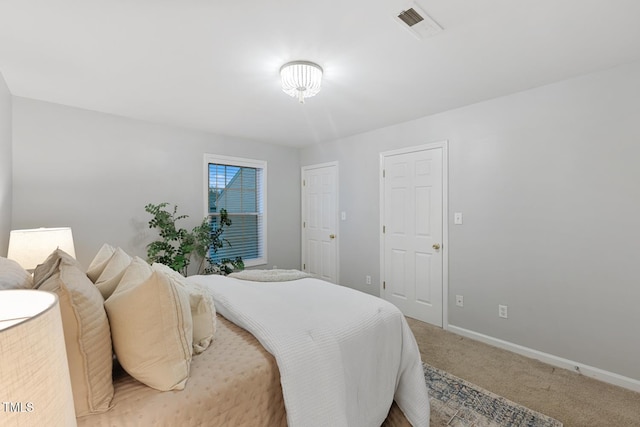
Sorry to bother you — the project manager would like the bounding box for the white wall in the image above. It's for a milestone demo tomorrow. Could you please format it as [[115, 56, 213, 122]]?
[[300, 61, 640, 382], [0, 71, 11, 256], [8, 61, 640, 383], [11, 98, 301, 270]]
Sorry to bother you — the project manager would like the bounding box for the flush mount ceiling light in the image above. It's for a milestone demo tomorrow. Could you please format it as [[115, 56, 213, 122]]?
[[280, 61, 323, 104]]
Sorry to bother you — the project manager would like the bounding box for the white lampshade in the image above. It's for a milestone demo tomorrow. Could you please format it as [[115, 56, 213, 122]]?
[[8, 227, 76, 270], [280, 60, 323, 104], [0, 290, 77, 426]]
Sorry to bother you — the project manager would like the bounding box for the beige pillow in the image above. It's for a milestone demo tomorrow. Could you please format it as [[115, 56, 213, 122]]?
[[36, 258, 114, 416], [0, 257, 33, 289], [86, 243, 115, 282], [33, 249, 83, 288], [95, 247, 131, 299], [105, 271, 193, 391], [117, 256, 153, 291], [152, 263, 217, 354]]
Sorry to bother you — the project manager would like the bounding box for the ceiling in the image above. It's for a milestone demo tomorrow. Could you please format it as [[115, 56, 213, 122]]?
[[1, 1, 640, 147]]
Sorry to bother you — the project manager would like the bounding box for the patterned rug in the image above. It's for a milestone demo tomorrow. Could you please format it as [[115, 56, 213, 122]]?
[[424, 363, 563, 427]]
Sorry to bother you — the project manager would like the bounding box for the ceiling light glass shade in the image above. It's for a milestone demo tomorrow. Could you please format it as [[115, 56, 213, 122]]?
[[8, 227, 76, 270], [280, 61, 323, 104]]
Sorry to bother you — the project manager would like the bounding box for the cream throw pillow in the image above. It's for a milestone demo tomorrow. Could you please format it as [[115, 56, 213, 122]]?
[[105, 270, 193, 391], [86, 243, 115, 282], [0, 257, 33, 289], [94, 247, 131, 299], [35, 257, 114, 416], [33, 248, 83, 288], [152, 263, 217, 354], [114, 259, 215, 354], [117, 256, 153, 289]]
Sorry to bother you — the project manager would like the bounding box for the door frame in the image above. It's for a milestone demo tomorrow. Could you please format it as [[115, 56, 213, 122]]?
[[301, 161, 340, 284], [379, 141, 449, 329]]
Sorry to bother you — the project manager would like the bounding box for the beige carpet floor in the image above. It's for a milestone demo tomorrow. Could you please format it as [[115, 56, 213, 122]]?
[[407, 318, 640, 427]]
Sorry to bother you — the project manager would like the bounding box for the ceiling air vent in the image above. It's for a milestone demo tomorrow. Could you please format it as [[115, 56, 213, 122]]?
[[398, 8, 424, 27], [394, 3, 442, 40]]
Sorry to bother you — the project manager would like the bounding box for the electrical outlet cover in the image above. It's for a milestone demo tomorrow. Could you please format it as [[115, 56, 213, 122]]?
[[499, 305, 508, 318]]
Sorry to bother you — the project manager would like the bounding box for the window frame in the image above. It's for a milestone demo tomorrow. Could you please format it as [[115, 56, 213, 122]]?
[[203, 153, 267, 267]]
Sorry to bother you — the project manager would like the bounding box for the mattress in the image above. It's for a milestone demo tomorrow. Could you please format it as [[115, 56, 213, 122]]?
[[78, 316, 411, 426]]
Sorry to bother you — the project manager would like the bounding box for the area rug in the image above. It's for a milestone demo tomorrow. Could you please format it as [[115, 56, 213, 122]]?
[[424, 363, 563, 427]]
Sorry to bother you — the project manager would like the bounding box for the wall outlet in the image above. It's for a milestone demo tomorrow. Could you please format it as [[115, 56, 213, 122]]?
[[456, 295, 464, 307], [272, 265, 278, 269], [499, 305, 508, 319], [365, 275, 372, 285]]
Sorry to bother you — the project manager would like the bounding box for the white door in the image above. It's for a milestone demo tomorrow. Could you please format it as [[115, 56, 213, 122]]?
[[302, 163, 338, 283], [381, 143, 446, 326]]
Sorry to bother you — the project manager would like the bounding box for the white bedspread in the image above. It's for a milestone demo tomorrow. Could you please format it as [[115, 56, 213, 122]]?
[[188, 275, 429, 427]]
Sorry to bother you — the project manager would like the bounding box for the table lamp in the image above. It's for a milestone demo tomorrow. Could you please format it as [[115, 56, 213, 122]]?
[[7, 227, 76, 271], [0, 289, 77, 426]]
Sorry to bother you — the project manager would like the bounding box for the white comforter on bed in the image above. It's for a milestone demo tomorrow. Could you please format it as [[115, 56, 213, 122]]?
[[188, 275, 429, 427]]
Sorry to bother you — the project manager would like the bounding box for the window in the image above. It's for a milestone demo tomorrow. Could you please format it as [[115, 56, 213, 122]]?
[[204, 154, 267, 267]]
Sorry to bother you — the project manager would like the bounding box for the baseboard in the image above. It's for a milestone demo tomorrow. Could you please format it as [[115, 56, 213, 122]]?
[[447, 324, 640, 393]]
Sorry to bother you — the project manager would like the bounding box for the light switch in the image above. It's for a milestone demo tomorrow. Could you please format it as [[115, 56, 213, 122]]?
[[454, 212, 463, 225], [341, 211, 347, 221]]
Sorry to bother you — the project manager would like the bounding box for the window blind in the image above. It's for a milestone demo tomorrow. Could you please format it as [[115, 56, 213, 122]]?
[[207, 163, 264, 263]]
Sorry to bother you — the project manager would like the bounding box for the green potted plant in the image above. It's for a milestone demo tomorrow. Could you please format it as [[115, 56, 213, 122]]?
[[145, 202, 244, 276]]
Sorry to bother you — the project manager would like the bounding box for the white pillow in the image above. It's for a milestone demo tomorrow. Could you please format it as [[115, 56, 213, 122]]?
[[36, 257, 114, 416], [117, 256, 153, 291], [152, 263, 217, 354], [94, 247, 131, 299], [105, 271, 193, 391], [229, 268, 310, 282], [0, 257, 33, 289], [86, 243, 115, 282], [33, 249, 83, 288]]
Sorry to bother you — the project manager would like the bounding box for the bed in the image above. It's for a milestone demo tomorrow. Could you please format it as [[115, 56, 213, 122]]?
[[80, 274, 429, 427], [189, 274, 430, 427], [77, 315, 420, 427], [2, 254, 429, 426]]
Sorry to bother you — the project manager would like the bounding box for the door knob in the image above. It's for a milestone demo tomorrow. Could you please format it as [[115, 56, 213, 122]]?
[[432, 243, 441, 250], [329, 234, 336, 239]]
